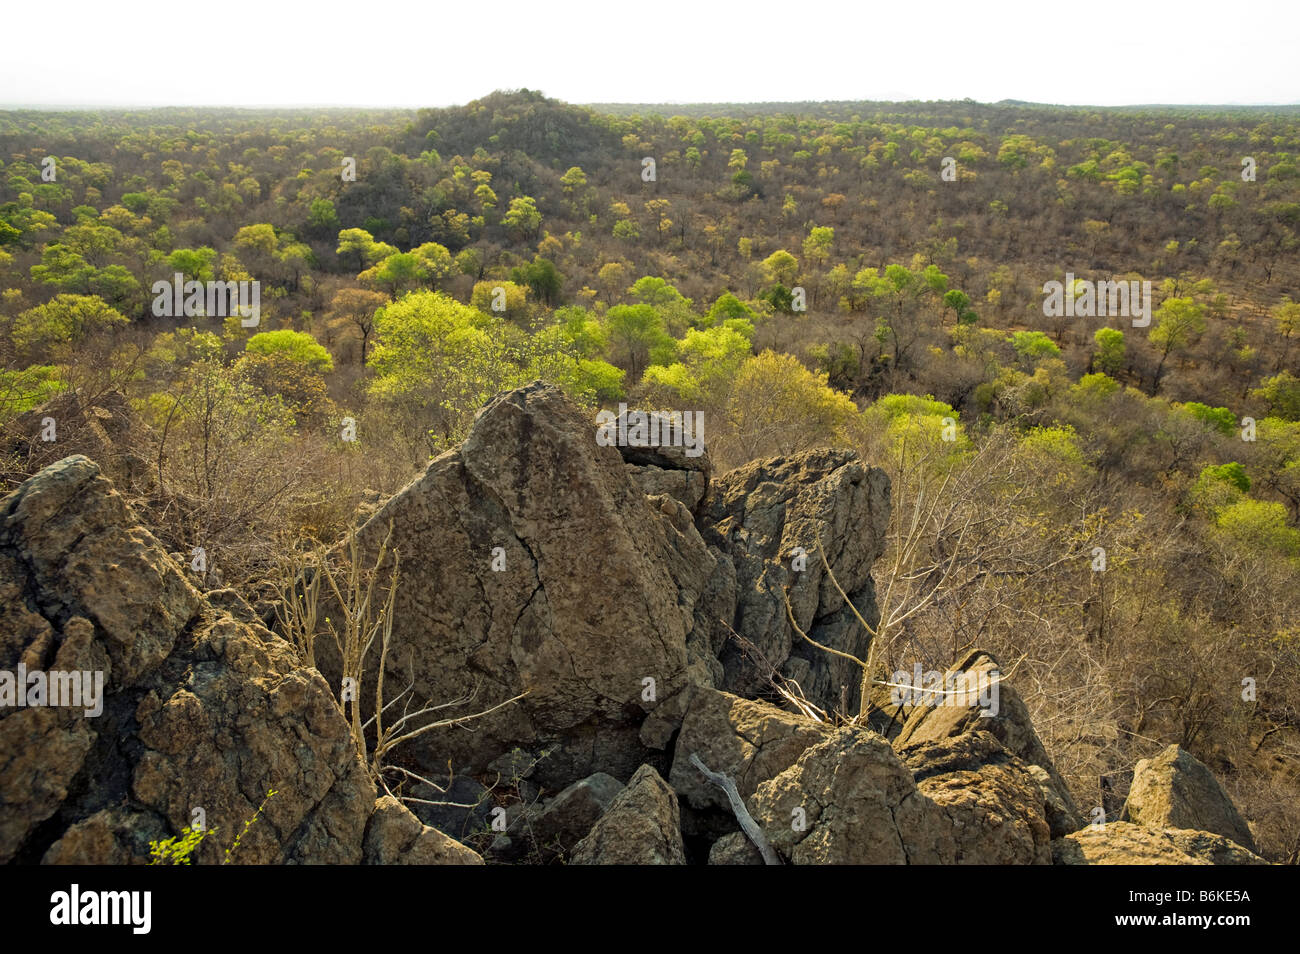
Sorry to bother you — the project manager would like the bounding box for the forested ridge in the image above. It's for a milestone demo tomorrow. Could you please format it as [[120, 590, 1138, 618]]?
[[2, 90, 1298, 860]]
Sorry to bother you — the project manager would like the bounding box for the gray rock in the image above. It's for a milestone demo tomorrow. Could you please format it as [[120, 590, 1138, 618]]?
[[533, 772, 624, 854], [364, 796, 483, 865], [570, 765, 686, 865], [1, 456, 378, 865], [668, 687, 830, 814], [321, 383, 709, 789], [1121, 745, 1258, 852], [894, 649, 1081, 834], [698, 449, 891, 713], [708, 831, 764, 865]]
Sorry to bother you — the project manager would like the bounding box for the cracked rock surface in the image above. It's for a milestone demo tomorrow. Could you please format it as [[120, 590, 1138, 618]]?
[[0, 455, 405, 865]]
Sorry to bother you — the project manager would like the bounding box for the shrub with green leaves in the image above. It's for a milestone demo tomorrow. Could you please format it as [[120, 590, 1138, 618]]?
[[245, 329, 335, 372]]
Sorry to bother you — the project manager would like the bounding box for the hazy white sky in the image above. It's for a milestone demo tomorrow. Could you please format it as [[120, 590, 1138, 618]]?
[[3, 0, 1296, 108]]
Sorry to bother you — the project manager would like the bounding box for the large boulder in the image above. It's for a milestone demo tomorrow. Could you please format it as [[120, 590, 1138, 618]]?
[[0, 455, 470, 865], [1052, 822, 1268, 865], [748, 722, 1057, 865], [698, 449, 890, 713], [329, 383, 717, 791], [530, 772, 624, 855], [363, 796, 484, 865], [893, 649, 1081, 836], [487, 771, 625, 862], [903, 731, 1053, 864], [614, 408, 712, 514], [668, 686, 831, 814], [750, 726, 953, 864], [570, 764, 686, 864], [1121, 745, 1257, 852]]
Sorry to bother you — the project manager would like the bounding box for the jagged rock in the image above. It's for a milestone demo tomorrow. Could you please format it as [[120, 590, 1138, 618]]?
[[487, 770, 628, 863], [490, 771, 624, 861], [1121, 745, 1257, 852], [611, 416, 711, 473], [0, 456, 388, 864], [42, 807, 166, 865], [903, 731, 1052, 864], [570, 765, 686, 865], [615, 406, 711, 519], [626, 464, 708, 513], [533, 772, 624, 854], [751, 726, 953, 864], [894, 649, 1081, 835], [698, 449, 890, 713], [638, 685, 696, 751], [750, 723, 1056, 865], [668, 687, 830, 814], [707, 831, 764, 865], [329, 382, 715, 790], [363, 796, 484, 865], [1052, 822, 1268, 865], [643, 493, 730, 690], [1027, 764, 1081, 839]]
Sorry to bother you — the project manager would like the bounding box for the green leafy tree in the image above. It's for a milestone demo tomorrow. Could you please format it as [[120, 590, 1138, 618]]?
[[503, 196, 542, 240], [941, 289, 977, 325], [1148, 297, 1206, 394], [166, 246, 217, 283], [510, 256, 563, 307], [705, 292, 757, 327], [367, 291, 527, 453], [245, 329, 335, 372], [802, 227, 834, 268], [1093, 327, 1126, 374], [762, 250, 799, 287], [470, 280, 528, 319], [13, 294, 128, 356], [606, 303, 672, 382], [1252, 371, 1300, 421], [560, 166, 587, 193], [1009, 330, 1062, 361], [1180, 401, 1236, 435], [726, 350, 859, 464], [308, 198, 340, 235]]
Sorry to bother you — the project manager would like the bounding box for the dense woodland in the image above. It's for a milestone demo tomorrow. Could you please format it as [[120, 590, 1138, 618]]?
[[2, 91, 1299, 859]]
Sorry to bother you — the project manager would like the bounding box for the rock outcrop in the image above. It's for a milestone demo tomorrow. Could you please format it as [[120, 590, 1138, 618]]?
[[0, 455, 479, 865], [614, 408, 712, 513], [363, 796, 484, 865], [325, 383, 891, 792], [1120, 745, 1258, 852], [668, 686, 831, 815], [569, 764, 686, 864], [2, 384, 1268, 867], [746, 721, 1054, 865], [893, 649, 1081, 836], [699, 449, 890, 713], [329, 383, 711, 791], [1052, 822, 1268, 865]]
